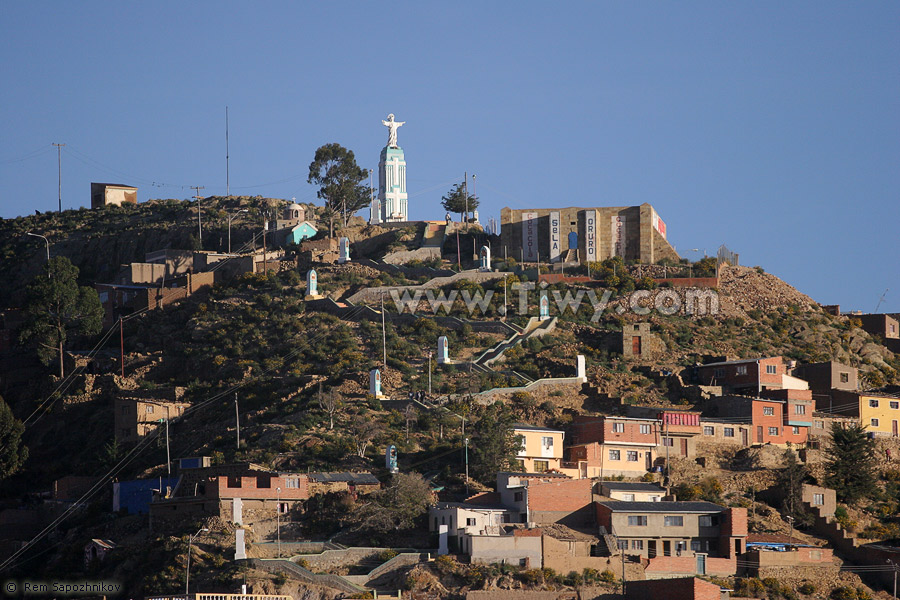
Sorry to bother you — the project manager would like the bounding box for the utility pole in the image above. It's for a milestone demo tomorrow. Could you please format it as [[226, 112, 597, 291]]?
[[381, 293, 387, 369], [262, 213, 268, 274], [427, 351, 432, 396], [52, 143, 65, 212], [888, 559, 898, 599], [191, 186, 205, 244], [621, 539, 627, 595], [225, 107, 230, 197], [464, 437, 470, 496], [235, 392, 241, 450], [165, 418, 171, 476], [463, 171, 469, 226], [119, 317, 125, 378]]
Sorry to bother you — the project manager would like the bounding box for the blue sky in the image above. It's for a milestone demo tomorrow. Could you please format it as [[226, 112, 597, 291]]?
[[2, 2, 898, 312]]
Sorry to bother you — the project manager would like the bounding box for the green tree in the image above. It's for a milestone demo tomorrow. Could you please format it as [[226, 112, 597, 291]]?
[[0, 397, 28, 480], [307, 143, 371, 237], [825, 422, 877, 503], [470, 405, 523, 483], [440, 181, 478, 223], [778, 448, 814, 528], [19, 256, 104, 377], [354, 472, 432, 533]]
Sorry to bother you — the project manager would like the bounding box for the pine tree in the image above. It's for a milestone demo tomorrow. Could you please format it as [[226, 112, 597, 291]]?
[[824, 422, 877, 502], [0, 397, 28, 480]]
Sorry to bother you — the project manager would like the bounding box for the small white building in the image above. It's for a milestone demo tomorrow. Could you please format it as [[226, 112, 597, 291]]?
[[428, 502, 515, 546]]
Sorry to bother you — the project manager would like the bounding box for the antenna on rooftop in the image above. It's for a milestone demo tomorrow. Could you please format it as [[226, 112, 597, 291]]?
[[875, 288, 889, 313]]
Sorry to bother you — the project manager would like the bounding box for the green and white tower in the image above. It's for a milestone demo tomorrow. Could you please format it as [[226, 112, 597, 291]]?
[[378, 113, 408, 222]]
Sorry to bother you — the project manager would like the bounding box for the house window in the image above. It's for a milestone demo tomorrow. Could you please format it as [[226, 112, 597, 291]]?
[[768, 427, 779, 436], [699, 515, 717, 527], [891, 402, 899, 410], [227, 476, 241, 488], [691, 540, 701, 552], [763, 407, 774, 416], [617, 539, 628, 550], [663, 438, 674, 447], [766, 365, 777, 374], [542, 436, 554, 450], [714, 368, 725, 378], [627, 516, 647, 526], [871, 419, 879, 427], [533, 460, 549, 472], [626, 451, 638, 462], [703, 426, 715, 436], [285, 478, 300, 489], [519, 558, 527, 567], [795, 404, 806, 415], [622, 494, 635, 501], [870, 399, 880, 408], [664, 516, 684, 527], [516, 459, 526, 470], [840, 373, 849, 383], [640, 424, 651, 435], [257, 476, 271, 488], [609, 450, 621, 461], [736, 365, 747, 375], [146, 405, 154, 414], [793, 427, 800, 435], [815, 420, 824, 429], [724, 427, 735, 437], [631, 540, 643, 550], [813, 494, 824, 506], [612, 423, 625, 433], [466, 518, 476, 526], [514, 492, 523, 502]]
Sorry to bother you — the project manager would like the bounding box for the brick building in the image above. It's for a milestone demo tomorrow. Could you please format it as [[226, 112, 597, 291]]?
[[595, 501, 747, 561], [114, 387, 189, 444], [568, 415, 660, 477], [793, 361, 858, 395], [626, 577, 725, 600], [91, 183, 137, 209], [696, 356, 809, 394], [512, 424, 565, 473], [707, 396, 810, 446], [500, 203, 678, 265], [495, 473, 594, 527], [821, 390, 900, 437]]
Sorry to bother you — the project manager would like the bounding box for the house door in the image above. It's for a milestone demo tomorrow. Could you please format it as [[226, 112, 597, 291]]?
[[646, 452, 652, 470], [568, 231, 578, 249], [757, 426, 763, 443], [696, 554, 707, 575], [663, 541, 671, 557], [893, 420, 898, 437], [632, 336, 642, 355], [680, 438, 688, 457], [648, 541, 657, 558], [741, 429, 749, 446]]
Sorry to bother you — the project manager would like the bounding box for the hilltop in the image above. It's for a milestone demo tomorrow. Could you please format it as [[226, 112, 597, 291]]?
[[1, 199, 899, 599]]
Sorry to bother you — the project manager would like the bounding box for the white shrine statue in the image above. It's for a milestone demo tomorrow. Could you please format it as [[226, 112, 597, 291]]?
[[382, 113, 405, 147]]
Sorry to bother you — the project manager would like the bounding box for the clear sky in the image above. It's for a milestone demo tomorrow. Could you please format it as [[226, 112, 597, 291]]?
[[2, 2, 898, 312]]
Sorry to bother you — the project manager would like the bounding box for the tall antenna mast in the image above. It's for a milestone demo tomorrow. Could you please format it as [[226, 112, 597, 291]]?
[[52, 143, 65, 212], [225, 107, 230, 197]]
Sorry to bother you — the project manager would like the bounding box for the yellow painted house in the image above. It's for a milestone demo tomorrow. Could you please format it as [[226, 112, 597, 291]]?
[[512, 424, 565, 473], [826, 391, 900, 437]]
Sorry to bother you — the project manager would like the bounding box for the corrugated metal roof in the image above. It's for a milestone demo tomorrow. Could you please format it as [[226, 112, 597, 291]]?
[[307, 472, 380, 485], [598, 500, 724, 513]]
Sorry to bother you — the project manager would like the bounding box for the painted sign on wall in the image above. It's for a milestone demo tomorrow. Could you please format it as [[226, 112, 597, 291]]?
[[651, 210, 667, 239], [611, 215, 627, 258], [522, 211, 539, 261], [549, 211, 561, 262], [585, 210, 597, 263]]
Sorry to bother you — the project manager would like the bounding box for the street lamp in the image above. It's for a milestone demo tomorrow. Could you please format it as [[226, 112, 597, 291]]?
[[185, 527, 209, 598], [26, 232, 50, 262], [276, 487, 282, 558], [227, 209, 249, 254]]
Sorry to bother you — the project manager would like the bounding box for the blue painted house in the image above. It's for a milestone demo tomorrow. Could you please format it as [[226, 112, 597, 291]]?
[[284, 221, 318, 245]]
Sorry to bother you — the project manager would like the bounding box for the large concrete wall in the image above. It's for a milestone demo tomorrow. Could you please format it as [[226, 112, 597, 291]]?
[[500, 203, 678, 265]]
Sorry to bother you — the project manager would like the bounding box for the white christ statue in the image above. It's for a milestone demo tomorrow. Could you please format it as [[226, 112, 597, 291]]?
[[382, 113, 405, 147]]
